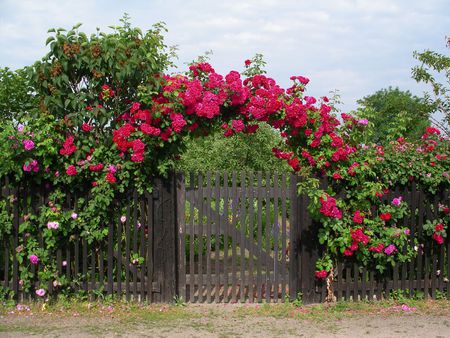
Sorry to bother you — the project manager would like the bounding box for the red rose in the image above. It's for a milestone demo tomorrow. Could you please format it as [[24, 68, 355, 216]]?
[[106, 172, 116, 184], [81, 123, 93, 132], [379, 213, 391, 222], [66, 165, 77, 176], [315, 270, 328, 279], [343, 249, 353, 257], [435, 223, 444, 232], [332, 172, 343, 180], [244, 59, 251, 66], [353, 210, 364, 224], [432, 232, 444, 245]]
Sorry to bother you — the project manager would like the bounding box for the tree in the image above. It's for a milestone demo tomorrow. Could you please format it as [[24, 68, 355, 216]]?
[[354, 87, 432, 144], [175, 123, 290, 173], [0, 67, 37, 127], [412, 38, 450, 134]]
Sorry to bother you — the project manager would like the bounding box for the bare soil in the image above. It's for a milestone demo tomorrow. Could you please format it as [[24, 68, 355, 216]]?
[[1, 302, 449, 338]]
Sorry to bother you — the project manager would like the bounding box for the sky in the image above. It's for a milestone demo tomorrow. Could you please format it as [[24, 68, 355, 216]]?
[[0, 0, 449, 115]]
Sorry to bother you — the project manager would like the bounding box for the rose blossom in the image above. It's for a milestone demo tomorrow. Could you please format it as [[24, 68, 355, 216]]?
[[23, 139, 35, 150], [29, 254, 39, 265], [35, 288, 46, 297], [384, 244, 397, 255], [47, 221, 59, 229], [108, 165, 117, 174], [17, 124, 25, 132], [392, 197, 402, 206], [62, 260, 67, 267], [71, 212, 78, 219], [120, 216, 126, 223], [358, 119, 369, 126]]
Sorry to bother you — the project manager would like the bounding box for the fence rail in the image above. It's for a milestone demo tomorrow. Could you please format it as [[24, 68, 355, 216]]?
[[0, 173, 449, 303]]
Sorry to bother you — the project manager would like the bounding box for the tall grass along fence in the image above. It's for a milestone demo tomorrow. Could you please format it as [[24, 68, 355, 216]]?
[[0, 172, 448, 304]]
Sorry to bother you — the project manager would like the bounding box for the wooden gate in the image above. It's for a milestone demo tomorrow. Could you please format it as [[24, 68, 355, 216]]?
[[179, 172, 295, 303]]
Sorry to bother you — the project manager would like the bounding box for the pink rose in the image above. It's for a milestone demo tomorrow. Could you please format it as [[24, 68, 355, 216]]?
[[23, 139, 35, 151], [35, 288, 46, 297], [29, 254, 39, 265]]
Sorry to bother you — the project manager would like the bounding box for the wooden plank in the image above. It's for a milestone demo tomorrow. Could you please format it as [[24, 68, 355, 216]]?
[[3, 179, 10, 290], [345, 264, 351, 300], [281, 173, 287, 301], [223, 172, 229, 302], [125, 198, 131, 301], [205, 172, 212, 303], [146, 190, 154, 303], [133, 189, 139, 300], [117, 204, 123, 297], [90, 244, 96, 294], [239, 172, 247, 302], [231, 172, 238, 303], [361, 267, 367, 301], [214, 172, 221, 303], [176, 173, 186, 303], [256, 172, 263, 303], [273, 173, 279, 302], [99, 243, 104, 291], [107, 219, 114, 295], [409, 183, 418, 295], [188, 173, 195, 302], [198, 173, 204, 303], [265, 172, 271, 302], [368, 270, 374, 301], [288, 173, 299, 301], [353, 263, 358, 301], [248, 171, 255, 303], [417, 190, 424, 297], [12, 187, 19, 298], [74, 232, 80, 291], [140, 194, 147, 301]]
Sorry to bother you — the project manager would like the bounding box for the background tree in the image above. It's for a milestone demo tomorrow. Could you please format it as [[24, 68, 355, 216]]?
[[354, 87, 432, 144], [0, 67, 37, 127], [412, 38, 450, 135], [175, 123, 290, 173]]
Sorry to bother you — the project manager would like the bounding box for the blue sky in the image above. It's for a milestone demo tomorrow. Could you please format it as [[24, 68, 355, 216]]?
[[0, 0, 448, 115]]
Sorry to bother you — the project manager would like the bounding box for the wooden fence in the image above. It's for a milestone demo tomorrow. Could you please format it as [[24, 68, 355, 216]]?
[[0, 172, 449, 303]]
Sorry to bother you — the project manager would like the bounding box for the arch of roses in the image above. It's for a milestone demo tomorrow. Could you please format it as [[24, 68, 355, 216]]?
[[4, 59, 449, 299]]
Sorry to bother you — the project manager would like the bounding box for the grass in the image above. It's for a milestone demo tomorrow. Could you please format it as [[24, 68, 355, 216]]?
[[1, 298, 449, 336], [234, 298, 450, 321]]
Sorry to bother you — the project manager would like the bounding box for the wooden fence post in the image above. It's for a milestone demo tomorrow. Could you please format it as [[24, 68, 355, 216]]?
[[152, 174, 178, 302], [290, 175, 322, 304], [289, 174, 300, 301]]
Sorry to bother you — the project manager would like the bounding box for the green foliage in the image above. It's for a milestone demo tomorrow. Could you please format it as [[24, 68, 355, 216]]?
[[355, 87, 432, 144], [412, 38, 450, 133], [176, 123, 290, 173], [28, 15, 173, 125], [0, 67, 38, 126]]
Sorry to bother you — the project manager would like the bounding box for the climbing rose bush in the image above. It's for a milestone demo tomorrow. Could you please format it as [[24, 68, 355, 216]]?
[[0, 21, 448, 296]]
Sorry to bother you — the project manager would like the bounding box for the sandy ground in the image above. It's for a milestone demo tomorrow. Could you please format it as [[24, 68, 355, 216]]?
[[1, 303, 450, 338]]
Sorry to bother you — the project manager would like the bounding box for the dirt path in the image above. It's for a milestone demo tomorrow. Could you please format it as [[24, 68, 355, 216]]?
[[1, 302, 450, 337]]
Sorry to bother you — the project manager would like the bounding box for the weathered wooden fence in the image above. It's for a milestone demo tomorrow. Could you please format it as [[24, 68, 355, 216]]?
[[0, 173, 449, 303], [0, 176, 179, 303]]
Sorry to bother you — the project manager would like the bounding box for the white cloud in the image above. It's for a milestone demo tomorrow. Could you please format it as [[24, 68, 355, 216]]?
[[0, 0, 448, 117]]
